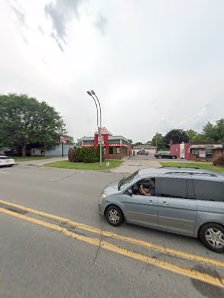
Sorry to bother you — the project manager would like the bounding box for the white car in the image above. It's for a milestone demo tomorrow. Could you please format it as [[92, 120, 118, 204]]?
[[0, 156, 15, 167]]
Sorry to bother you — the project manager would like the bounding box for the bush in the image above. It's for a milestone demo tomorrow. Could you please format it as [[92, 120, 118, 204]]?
[[68, 148, 77, 162], [68, 146, 104, 163], [213, 155, 224, 167]]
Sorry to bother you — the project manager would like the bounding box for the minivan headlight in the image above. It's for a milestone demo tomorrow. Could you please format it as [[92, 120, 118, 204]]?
[[100, 193, 107, 201]]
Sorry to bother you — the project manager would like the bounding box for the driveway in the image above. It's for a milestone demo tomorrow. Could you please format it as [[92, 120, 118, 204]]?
[[111, 155, 161, 173]]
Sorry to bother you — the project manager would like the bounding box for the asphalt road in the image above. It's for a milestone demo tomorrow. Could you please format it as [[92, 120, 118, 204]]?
[[0, 165, 224, 298]]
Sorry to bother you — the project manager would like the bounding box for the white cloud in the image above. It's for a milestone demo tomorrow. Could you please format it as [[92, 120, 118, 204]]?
[[1, 0, 224, 142]]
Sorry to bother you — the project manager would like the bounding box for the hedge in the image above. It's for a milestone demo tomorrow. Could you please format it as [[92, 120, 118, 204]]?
[[213, 155, 224, 167], [68, 147, 105, 163]]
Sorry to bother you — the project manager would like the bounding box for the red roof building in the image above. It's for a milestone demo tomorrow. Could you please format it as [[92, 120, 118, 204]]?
[[78, 128, 132, 159]]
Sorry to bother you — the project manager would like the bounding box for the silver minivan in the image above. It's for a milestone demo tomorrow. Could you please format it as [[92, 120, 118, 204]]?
[[99, 168, 224, 253]]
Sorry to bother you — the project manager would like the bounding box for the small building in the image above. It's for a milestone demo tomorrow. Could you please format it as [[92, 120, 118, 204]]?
[[170, 142, 224, 161], [28, 142, 74, 157], [44, 144, 73, 157], [78, 127, 132, 159], [132, 144, 157, 155]]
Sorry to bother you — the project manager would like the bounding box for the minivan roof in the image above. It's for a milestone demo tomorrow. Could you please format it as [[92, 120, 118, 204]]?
[[138, 167, 224, 181]]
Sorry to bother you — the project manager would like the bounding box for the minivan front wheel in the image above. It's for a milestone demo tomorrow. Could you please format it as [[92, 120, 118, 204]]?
[[106, 205, 123, 227], [199, 223, 224, 253]]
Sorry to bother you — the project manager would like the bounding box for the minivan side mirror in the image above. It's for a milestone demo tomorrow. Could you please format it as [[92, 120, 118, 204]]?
[[127, 189, 133, 196]]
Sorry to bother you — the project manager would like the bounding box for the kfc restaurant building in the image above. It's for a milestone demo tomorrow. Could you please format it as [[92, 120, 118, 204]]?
[[78, 127, 132, 160]]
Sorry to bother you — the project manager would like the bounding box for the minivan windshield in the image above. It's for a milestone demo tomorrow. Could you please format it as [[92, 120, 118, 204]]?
[[118, 171, 139, 190]]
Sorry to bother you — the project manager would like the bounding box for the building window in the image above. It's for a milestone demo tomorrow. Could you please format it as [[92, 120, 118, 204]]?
[[109, 147, 113, 154], [116, 148, 120, 154], [192, 149, 199, 158], [206, 148, 213, 157]]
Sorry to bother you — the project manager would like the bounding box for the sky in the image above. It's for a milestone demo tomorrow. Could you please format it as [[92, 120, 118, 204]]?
[[0, 0, 224, 143]]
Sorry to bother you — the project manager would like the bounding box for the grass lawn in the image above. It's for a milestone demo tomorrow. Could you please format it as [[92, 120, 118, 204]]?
[[160, 161, 224, 173], [13, 156, 52, 162], [44, 160, 123, 170]]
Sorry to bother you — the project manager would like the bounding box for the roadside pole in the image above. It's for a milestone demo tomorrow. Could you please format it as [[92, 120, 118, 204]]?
[[87, 90, 103, 167], [60, 136, 67, 157], [93, 91, 102, 167], [98, 126, 102, 167]]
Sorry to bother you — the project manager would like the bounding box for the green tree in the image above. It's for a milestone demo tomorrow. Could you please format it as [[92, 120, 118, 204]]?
[[132, 142, 143, 147], [186, 129, 198, 142], [151, 133, 165, 150], [202, 119, 224, 142], [191, 133, 205, 142], [128, 139, 133, 144], [164, 129, 189, 147], [0, 94, 65, 156], [64, 135, 74, 144], [202, 122, 216, 141], [215, 119, 224, 142]]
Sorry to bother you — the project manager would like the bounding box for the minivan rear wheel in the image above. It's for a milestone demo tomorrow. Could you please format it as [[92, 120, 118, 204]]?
[[199, 223, 224, 253], [105, 205, 123, 227]]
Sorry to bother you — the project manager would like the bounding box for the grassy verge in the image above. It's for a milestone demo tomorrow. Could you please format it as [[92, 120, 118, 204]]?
[[160, 161, 224, 173], [13, 156, 52, 162], [44, 160, 123, 170]]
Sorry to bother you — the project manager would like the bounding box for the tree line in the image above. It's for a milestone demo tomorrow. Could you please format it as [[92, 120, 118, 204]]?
[[0, 94, 67, 156], [132, 118, 224, 150], [1, 94, 223, 155]]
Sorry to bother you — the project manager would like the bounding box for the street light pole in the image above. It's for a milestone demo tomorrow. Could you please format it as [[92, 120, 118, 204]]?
[[87, 91, 99, 127], [87, 90, 103, 167], [91, 90, 102, 167]]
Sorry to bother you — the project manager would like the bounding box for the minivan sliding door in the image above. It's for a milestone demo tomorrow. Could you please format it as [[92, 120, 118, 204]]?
[[156, 177, 197, 236]]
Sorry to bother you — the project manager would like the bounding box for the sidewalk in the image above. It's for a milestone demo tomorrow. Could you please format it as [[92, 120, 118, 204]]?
[[16, 157, 68, 166], [111, 157, 161, 174]]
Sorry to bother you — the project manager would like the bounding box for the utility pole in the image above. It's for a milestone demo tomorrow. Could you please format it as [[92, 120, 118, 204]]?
[[87, 90, 103, 167]]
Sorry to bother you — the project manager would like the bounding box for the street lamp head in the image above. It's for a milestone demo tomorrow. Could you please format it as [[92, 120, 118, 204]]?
[[87, 91, 92, 96], [91, 90, 95, 95]]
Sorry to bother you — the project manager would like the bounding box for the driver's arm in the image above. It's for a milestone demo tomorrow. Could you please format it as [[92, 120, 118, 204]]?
[[140, 185, 150, 196], [139, 185, 144, 195]]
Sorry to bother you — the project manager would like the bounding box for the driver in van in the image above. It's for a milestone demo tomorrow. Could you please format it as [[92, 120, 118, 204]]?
[[140, 178, 155, 196]]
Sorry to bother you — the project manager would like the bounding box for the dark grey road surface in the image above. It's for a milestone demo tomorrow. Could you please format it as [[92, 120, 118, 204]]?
[[0, 165, 223, 298]]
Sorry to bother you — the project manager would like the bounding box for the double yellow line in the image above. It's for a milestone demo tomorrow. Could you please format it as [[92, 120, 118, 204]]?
[[0, 199, 224, 288]]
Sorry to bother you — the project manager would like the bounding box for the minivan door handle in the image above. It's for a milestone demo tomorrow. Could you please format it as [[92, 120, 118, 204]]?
[[148, 199, 153, 205]]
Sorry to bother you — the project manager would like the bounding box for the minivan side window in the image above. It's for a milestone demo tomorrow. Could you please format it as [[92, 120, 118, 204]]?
[[193, 180, 224, 202], [156, 177, 188, 199]]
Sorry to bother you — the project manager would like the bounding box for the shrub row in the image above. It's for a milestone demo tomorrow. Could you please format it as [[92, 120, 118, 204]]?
[[213, 155, 224, 167], [68, 147, 105, 163]]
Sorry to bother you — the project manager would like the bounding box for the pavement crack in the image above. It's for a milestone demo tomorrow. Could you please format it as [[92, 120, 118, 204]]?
[[91, 202, 104, 265], [51, 171, 84, 182], [0, 204, 28, 215], [59, 221, 86, 236]]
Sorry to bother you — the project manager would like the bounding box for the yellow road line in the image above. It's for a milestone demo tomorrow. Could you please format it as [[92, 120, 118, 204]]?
[[0, 199, 224, 269], [0, 207, 224, 288]]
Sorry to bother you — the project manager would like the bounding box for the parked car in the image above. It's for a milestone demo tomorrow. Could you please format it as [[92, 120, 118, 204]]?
[[137, 150, 149, 155], [0, 156, 15, 167], [99, 168, 224, 252], [154, 152, 177, 159]]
